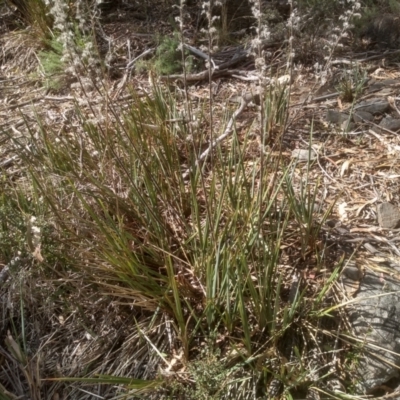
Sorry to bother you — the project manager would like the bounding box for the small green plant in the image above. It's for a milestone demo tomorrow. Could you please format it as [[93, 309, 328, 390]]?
[[264, 82, 289, 141], [136, 34, 195, 75], [154, 35, 180, 75], [37, 37, 65, 90], [37, 24, 99, 90], [176, 348, 230, 399], [335, 65, 367, 102], [0, 186, 25, 263]]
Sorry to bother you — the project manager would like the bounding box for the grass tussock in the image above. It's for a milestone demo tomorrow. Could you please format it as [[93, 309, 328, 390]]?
[[1, 0, 390, 398], [0, 80, 349, 399]]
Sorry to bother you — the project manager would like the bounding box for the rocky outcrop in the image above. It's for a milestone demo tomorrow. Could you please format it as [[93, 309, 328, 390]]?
[[325, 78, 400, 133], [342, 260, 400, 393], [337, 201, 400, 393]]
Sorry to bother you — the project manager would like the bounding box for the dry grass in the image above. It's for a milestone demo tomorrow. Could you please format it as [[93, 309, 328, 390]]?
[[1, 1, 400, 399]]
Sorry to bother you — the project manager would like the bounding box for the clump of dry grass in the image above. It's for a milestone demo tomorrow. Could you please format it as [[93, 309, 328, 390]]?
[[0, 75, 344, 400], [0, 0, 384, 399]]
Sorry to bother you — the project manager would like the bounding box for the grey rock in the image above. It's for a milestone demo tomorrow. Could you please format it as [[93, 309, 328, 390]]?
[[242, 92, 261, 105], [291, 148, 317, 161], [341, 119, 356, 131], [364, 242, 381, 255], [230, 91, 261, 105], [355, 99, 390, 114], [343, 264, 363, 281], [374, 88, 394, 96], [377, 203, 400, 229], [353, 110, 374, 123], [355, 203, 400, 391], [326, 110, 350, 125], [348, 268, 400, 392], [335, 226, 349, 235], [325, 219, 338, 228], [368, 79, 400, 92], [379, 117, 400, 132]]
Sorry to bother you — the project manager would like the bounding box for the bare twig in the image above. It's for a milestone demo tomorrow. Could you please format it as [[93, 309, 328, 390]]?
[[183, 44, 210, 61], [182, 96, 249, 180], [126, 48, 155, 70], [159, 50, 249, 82]]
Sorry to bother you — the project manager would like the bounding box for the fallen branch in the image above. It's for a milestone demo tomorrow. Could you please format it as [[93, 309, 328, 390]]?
[[182, 96, 249, 180], [159, 68, 232, 82], [159, 52, 249, 83], [126, 47, 155, 70], [183, 44, 211, 61]]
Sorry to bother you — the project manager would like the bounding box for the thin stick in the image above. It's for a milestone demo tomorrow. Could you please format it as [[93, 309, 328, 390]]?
[[182, 97, 248, 180]]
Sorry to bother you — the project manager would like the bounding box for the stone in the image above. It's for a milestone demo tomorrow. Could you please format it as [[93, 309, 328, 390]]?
[[353, 110, 373, 123], [291, 148, 317, 161], [355, 99, 389, 114], [377, 203, 400, 229], [343, 264, 363, 281], [326, 110, 350, 125], [242, 92, 261, 105], [379, 117, 400, 133], [341, 120, 356, 131], [368, 79, 400, 92], [347, 265, 400, 392]]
